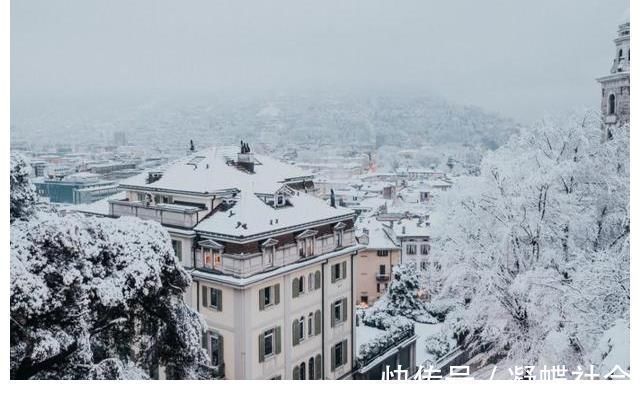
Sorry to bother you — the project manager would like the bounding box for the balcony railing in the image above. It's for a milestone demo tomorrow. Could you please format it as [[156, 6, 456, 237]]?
[[376, 273, 390, 282], [109, 199, 204, 228]]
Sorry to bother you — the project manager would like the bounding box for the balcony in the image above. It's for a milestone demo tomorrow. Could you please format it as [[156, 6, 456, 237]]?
[[109, 199, 205, 228], [376, 273, 390, 282]]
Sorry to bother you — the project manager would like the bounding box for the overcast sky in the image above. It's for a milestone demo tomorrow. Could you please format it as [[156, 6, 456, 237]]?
[[11, 0, 629, 122]]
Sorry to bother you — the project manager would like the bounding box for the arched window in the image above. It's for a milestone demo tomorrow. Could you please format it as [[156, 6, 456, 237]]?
[[298, 276, 305, 294], [299, 362, 306, 380], [608, 94, 616, 115], [308, 357, 315, 380], [308, 313, 313, 336]]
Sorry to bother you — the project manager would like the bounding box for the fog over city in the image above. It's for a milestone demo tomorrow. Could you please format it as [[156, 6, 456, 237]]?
[[12, 0, 628, 125]]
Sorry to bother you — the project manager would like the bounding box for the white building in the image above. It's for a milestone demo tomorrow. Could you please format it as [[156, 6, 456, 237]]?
[[78, 145, 363, 379]]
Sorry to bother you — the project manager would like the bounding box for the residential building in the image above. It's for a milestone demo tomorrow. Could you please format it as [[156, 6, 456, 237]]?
[[354, 218, 401, 306], [79, 144, 364, 379]]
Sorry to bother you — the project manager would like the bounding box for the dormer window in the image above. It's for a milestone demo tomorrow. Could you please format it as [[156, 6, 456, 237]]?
[[262, 238, 278, 268], [199, 239, 224, 270], [296, 229, 317, 258], [256, 185, 295, 209], [334, 221, 347, 248]]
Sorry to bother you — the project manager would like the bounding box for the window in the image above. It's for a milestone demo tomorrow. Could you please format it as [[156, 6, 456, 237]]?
[[210, 287, 222, 310], [308, 273, 314, 292], [309, 357, 315, 380], [209, 333, 222, 367], [259, 284, 280, 310], [298, 276, 305, 295], [171, 240, 182, 261], [264, 245, 275, 267], [264, 329, 274, 357], [406, 244, 417, 255], [609, 93, 616, 115], [298, 317, 305, 342], [420, 261, 428, 269], [379, 265, 386, 275], [203, 248, 222, 269], [331, 340, 347, 370], [377, 250, 389, 257], [299, 362, 306, 380], [201, 286, 222, 311], [332, 298, 347, 326], [331, 261, 347, 283], [308, 313, 313, 336], [360, 295, 368, 304], [264, 286, 272, 305], [420, 244, 430, 255], [336, 230, 343, 247], [376, 283, 381, 293]]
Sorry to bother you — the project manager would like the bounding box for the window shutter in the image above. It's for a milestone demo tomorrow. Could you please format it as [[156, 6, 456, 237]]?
[[330, 304, 335, 328], [330, 345, 335, 371], [341, 340, 348, 367], [201, 330, 208, 350], [314, 310, 321, 335], [217, 289, 223, 312], [292, 278, 299, 298], [315, 354, 322, 379], [202, 285, 208, 308], [219, 334, 224, 365], [274, 284, 280, 305], [258, 333, 265, 363], [341, 298, 348, 322], [314, 271, 321, 289], [275, 326, 282, 354], [292, 320, 299, 346], [341, 261, 346, 280], [293, 366, 300, 380], [259, 288, 265, 311], [331, 265, 336, 283]]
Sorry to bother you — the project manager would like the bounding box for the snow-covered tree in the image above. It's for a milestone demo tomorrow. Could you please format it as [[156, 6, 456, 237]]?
[[429, 112, 629, 370], [10, 169, 211, 380], [10, 154, 37, 223], [363, 262, 437, 326]]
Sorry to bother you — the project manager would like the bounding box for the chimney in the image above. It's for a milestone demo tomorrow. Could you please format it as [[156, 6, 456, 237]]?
[[237, 140, 255, 173], [330, 189, 336, 208], [189, 139, 195, 153]]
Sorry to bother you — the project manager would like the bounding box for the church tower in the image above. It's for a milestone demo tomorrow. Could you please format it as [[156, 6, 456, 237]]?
[[597, 18, 630, 139]]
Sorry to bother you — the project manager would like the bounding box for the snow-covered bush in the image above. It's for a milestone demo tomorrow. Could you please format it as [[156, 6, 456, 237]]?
[[430, 112, 629, 369], [10, 168, 211, 379], [424, 329, 452, 360]]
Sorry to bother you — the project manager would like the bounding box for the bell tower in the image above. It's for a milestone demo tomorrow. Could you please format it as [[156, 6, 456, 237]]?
[[597, 18, 630, 139]]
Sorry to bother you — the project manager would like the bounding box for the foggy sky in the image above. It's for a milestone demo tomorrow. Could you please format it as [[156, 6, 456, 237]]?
[[11, 0, 629, 122]]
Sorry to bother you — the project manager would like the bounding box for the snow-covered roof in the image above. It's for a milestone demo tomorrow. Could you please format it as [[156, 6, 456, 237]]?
[[119, 146, 313, 195], [356, 217, 399, 250], [393, 218, 430, 238], [195, 189, 354, 238]]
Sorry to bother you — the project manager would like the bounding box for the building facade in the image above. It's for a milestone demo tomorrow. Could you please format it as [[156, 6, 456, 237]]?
[[354, 218, 401, 306], [597, 19, 630, 139]]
